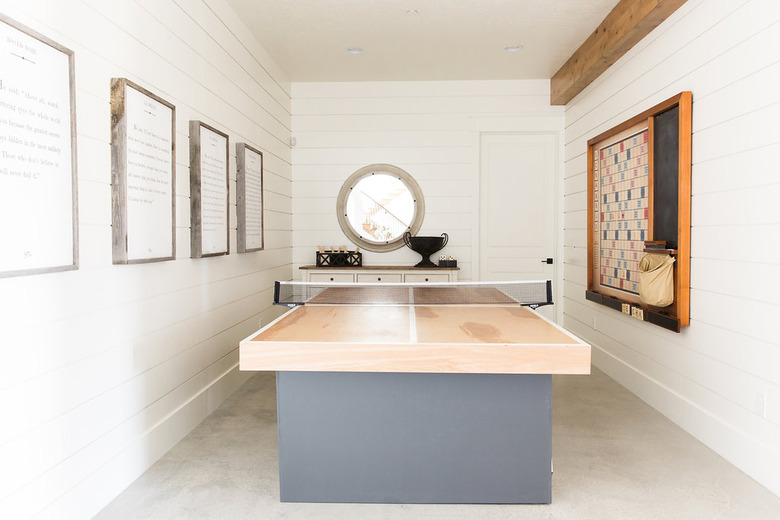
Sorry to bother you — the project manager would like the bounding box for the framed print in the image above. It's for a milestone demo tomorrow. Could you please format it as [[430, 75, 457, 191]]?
[[0, 14, 78, 277], [189, 120, 229, 258], [110, 78, 176, 264], [236, 142, 263, 253]]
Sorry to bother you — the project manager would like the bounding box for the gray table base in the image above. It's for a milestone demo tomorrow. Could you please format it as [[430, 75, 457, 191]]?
[[276, 371, 552, 504]]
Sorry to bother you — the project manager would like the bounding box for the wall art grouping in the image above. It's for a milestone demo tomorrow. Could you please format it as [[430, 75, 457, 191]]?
[[0, 13, 265, 277]]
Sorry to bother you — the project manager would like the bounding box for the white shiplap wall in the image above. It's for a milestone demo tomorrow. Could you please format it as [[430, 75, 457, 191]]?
[[291, 80, 564, 280], [0, 0, 291, 518], [562, 0, 780, 496]]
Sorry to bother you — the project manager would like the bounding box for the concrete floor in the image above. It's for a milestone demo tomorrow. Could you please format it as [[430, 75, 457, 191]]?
[[95, 368, 780, 519]]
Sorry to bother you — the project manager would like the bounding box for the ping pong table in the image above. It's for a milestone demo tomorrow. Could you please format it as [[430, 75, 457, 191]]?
[[240, 281, 590, 504]]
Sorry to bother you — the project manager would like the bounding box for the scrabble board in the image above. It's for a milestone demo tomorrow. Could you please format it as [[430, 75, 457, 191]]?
[[591, 124, 649, 296], [586, 92, 693, 332]]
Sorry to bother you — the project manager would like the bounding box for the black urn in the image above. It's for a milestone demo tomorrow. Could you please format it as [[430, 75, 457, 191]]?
[[403, 232, 448, 268]]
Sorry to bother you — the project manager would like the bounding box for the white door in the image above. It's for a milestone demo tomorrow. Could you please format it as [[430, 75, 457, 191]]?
[[479, 133, 557, 320]]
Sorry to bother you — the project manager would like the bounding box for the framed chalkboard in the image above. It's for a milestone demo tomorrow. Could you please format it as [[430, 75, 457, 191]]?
[[236, 142, 264, 253], [0, 14, 78, 277], [586, 92, 692, 332], [189, 120, 229, 258], [652, 106, 680, 249], [110, 78, 176, 264]]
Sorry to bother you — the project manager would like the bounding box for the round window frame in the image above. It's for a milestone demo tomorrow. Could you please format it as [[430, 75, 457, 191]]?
[[336, 164, 425, 253]]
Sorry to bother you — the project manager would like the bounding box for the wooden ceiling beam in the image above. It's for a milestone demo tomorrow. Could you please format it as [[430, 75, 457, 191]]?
[[550, 0, 688, 106]]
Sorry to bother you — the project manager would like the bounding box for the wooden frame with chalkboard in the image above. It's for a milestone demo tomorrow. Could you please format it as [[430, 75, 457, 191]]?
[[110, 78, 176, 264], [0, 14, 78, 278], [189, 120, 230, 258], [236, 143, 264, 253], [586, 92, 692, 332]]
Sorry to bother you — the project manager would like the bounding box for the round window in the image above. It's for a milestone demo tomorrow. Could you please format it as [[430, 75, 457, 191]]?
[[337, 164, 425, 252]]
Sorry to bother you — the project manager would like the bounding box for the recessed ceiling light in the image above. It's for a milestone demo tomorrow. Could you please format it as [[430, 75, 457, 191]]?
[[504, 44, 524, 52], [406, 9, 419, 15], [346, 47, 364, 54]]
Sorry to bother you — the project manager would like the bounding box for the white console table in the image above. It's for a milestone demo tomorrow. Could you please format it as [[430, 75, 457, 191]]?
[[299, 265, 459, 283]]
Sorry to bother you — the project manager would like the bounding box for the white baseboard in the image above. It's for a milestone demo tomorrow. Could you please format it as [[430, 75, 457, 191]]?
[[36, 363, 252, 520], [592, 346, 780, 498]]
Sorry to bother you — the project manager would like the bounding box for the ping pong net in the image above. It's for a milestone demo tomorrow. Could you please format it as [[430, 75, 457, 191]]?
[[274, 280, 553, 308]]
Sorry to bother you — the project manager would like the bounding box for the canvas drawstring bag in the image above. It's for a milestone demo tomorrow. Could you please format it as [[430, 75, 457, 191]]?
[[638, 254, 675, 307]]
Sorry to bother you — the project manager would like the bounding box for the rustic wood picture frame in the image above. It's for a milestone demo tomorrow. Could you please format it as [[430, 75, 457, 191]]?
[[110, 78, 176, 264], [0, 14, 78, 278], [236, 142, 264, 253], [586, 92, 692, 332], [189, 120, 230, 258]]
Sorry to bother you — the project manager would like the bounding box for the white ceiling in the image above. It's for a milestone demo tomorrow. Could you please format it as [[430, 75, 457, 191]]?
[[225, 0, 621, 83]]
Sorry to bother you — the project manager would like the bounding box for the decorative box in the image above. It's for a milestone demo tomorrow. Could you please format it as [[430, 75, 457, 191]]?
[[316, 250, 362, 267]]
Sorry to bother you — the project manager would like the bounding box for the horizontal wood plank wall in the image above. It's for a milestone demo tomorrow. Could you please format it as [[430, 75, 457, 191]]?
[[291, 80, 564, 280], [562, 0, 780, 496], [0, 0, 292, 517]]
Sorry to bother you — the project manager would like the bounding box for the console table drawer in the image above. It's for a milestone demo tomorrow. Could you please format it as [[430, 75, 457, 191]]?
[[356, 273, 403, 283], [309, 273, 355, 283], [404, 273, 451, 283]]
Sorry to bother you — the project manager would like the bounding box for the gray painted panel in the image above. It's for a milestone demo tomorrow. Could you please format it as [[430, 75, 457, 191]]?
[[276, 371, 552, 503]]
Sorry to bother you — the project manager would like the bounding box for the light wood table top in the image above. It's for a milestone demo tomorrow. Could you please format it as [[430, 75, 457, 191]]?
[[240, 302, 590, 375]]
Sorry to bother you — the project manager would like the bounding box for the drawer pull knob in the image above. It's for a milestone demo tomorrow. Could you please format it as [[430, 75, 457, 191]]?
[[425, 278, 429, 281], [377, 277, 381, 281], [330, 277, 334, 281]]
